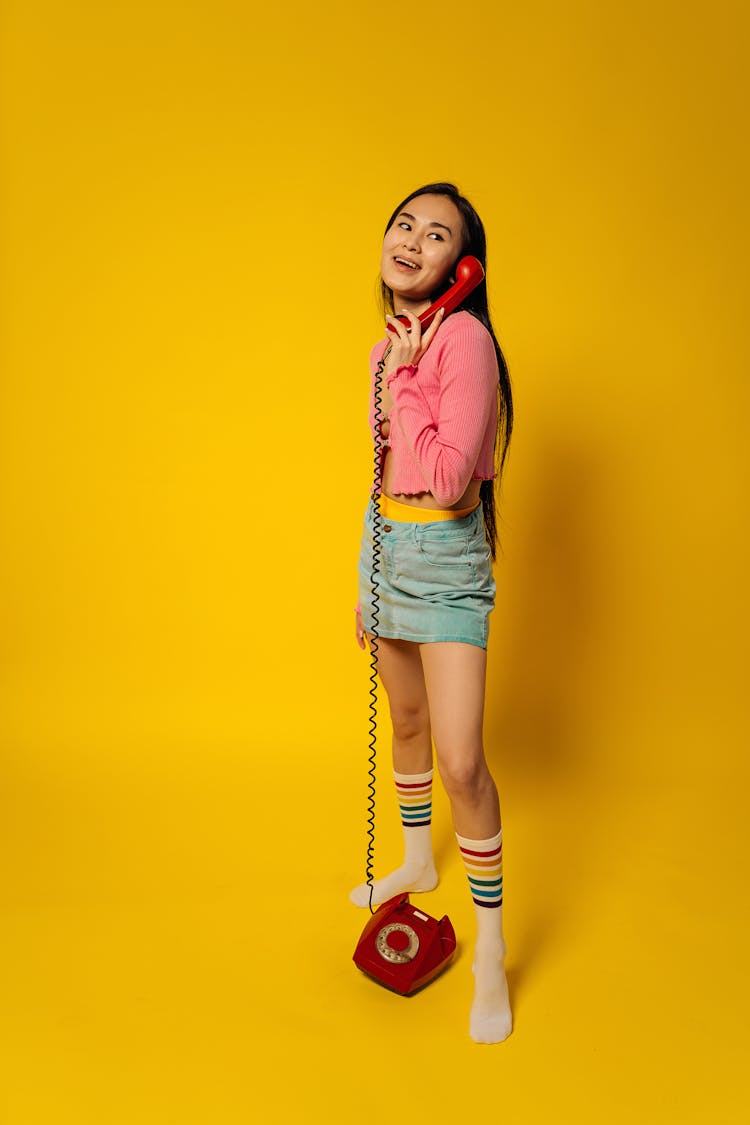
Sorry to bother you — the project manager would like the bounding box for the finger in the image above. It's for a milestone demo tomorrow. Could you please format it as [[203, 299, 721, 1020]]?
[[397, 308, 423, 342], [419, 305, 445, 350], [385, 313, 410, 341]]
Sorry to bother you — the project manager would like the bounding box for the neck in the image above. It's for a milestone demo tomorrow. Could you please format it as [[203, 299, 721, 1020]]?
[[390, 289, 431, 318]]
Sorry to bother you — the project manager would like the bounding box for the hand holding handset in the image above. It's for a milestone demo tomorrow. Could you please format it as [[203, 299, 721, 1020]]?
[[381, 255, 485, 382]]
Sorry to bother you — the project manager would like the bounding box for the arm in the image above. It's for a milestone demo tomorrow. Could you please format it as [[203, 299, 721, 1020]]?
[[386, 316, 498, 506]]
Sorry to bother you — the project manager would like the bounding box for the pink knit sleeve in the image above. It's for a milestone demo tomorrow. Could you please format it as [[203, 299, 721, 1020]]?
[[386, 315, 498, 506]]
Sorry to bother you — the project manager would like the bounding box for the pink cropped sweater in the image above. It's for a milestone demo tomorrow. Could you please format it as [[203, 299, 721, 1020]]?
[[368, 310, 499, 507]]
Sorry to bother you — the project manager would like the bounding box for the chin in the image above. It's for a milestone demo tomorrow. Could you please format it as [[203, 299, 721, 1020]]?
[[387, 278, 432, 303], [383, 266, 424, 293]]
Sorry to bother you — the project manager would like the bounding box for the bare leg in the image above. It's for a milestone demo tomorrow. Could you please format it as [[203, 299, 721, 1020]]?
[[350, 636, 438, 906], [420, 642, 512, 1044]]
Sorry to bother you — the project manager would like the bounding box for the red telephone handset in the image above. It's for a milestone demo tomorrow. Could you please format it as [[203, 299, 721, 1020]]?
[[386, 254, 485, 334]]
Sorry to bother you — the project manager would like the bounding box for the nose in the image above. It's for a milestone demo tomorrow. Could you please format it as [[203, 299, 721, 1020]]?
[[402, 231, 421, 253]]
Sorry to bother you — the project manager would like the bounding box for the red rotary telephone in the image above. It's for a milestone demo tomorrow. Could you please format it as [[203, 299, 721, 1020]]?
[[353, 893, 457, 996]]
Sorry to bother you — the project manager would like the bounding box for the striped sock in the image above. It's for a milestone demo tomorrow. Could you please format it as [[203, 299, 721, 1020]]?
[[349, 768, 437, 907], [457, 827, 511, 1043], [394, 768, 433, 828], [456, 828, 503, 909]]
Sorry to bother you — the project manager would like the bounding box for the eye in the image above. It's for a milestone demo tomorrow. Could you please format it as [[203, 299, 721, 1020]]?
[[397, 221, 411, 230], [428, 232, 444, 240]]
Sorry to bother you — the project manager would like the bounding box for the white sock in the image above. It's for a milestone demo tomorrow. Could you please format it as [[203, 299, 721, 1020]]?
[[350, 769, 438, 907]]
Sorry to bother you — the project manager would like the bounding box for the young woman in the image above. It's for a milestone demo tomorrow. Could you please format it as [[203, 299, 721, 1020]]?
[[351, 183, 514, 1044]]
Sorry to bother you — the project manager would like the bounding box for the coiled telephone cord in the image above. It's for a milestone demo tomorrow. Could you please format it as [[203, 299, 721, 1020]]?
[[365, 348, 389, 915]]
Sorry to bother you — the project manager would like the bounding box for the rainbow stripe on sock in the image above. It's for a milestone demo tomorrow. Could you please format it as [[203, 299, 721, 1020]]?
[[394, 770, 433, 828], [458, 831, 503, 908]]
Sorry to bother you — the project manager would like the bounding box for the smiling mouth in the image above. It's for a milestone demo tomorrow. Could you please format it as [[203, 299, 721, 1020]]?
[[394, 257, 420, 270]]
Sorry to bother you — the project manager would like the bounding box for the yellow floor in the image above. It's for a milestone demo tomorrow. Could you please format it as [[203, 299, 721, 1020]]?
[[2, 721, 746, 1124]]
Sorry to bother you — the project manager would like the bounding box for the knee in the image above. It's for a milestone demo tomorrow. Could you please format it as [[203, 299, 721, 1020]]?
[[437, 755, 493, 802], [390, 702, 430, 744]]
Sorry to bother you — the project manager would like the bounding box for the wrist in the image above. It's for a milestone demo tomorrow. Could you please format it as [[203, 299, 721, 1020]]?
[[385, 362, 418, 389]]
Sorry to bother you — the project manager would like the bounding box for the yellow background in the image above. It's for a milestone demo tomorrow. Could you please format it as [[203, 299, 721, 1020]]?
[[1, 1, 748, 1121]]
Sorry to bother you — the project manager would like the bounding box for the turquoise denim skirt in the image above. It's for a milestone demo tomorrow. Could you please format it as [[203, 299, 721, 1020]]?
[[357, 497, 496, 649]]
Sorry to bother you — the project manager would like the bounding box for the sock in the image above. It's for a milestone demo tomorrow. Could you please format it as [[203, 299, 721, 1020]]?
[[456, 828, 512, 1044], [395, 768, 433, 829], [349, 768, 438, 907], [457, 827, 503, 909]]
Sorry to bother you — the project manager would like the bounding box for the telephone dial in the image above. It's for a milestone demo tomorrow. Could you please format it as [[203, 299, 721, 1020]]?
[[353, 254, 485, 994], [353, 892, 457, 995]]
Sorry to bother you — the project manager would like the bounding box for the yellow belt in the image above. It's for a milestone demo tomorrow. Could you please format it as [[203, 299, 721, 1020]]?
[[378, 494, 480, 523]]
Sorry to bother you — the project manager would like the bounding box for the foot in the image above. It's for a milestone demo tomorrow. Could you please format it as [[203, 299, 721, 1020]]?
[[349, 860, 438, 907], [470, 940, 512, 1043]]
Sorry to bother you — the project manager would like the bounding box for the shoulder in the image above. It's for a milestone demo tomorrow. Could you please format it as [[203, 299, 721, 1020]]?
[[439, 309, 493, 346], [435, 310, 498, 373]]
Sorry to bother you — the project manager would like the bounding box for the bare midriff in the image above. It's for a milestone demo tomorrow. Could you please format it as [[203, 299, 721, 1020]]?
[[379, 420, 482, 511]]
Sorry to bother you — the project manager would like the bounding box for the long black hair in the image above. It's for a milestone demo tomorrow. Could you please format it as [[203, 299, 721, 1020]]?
[[378, 182, 513, 560]]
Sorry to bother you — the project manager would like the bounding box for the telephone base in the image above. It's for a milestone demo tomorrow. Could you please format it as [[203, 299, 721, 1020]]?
[[353, 892, 457, 996]]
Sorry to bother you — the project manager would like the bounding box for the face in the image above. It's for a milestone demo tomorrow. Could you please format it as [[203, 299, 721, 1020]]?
[[380, 193, 464, 308]]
